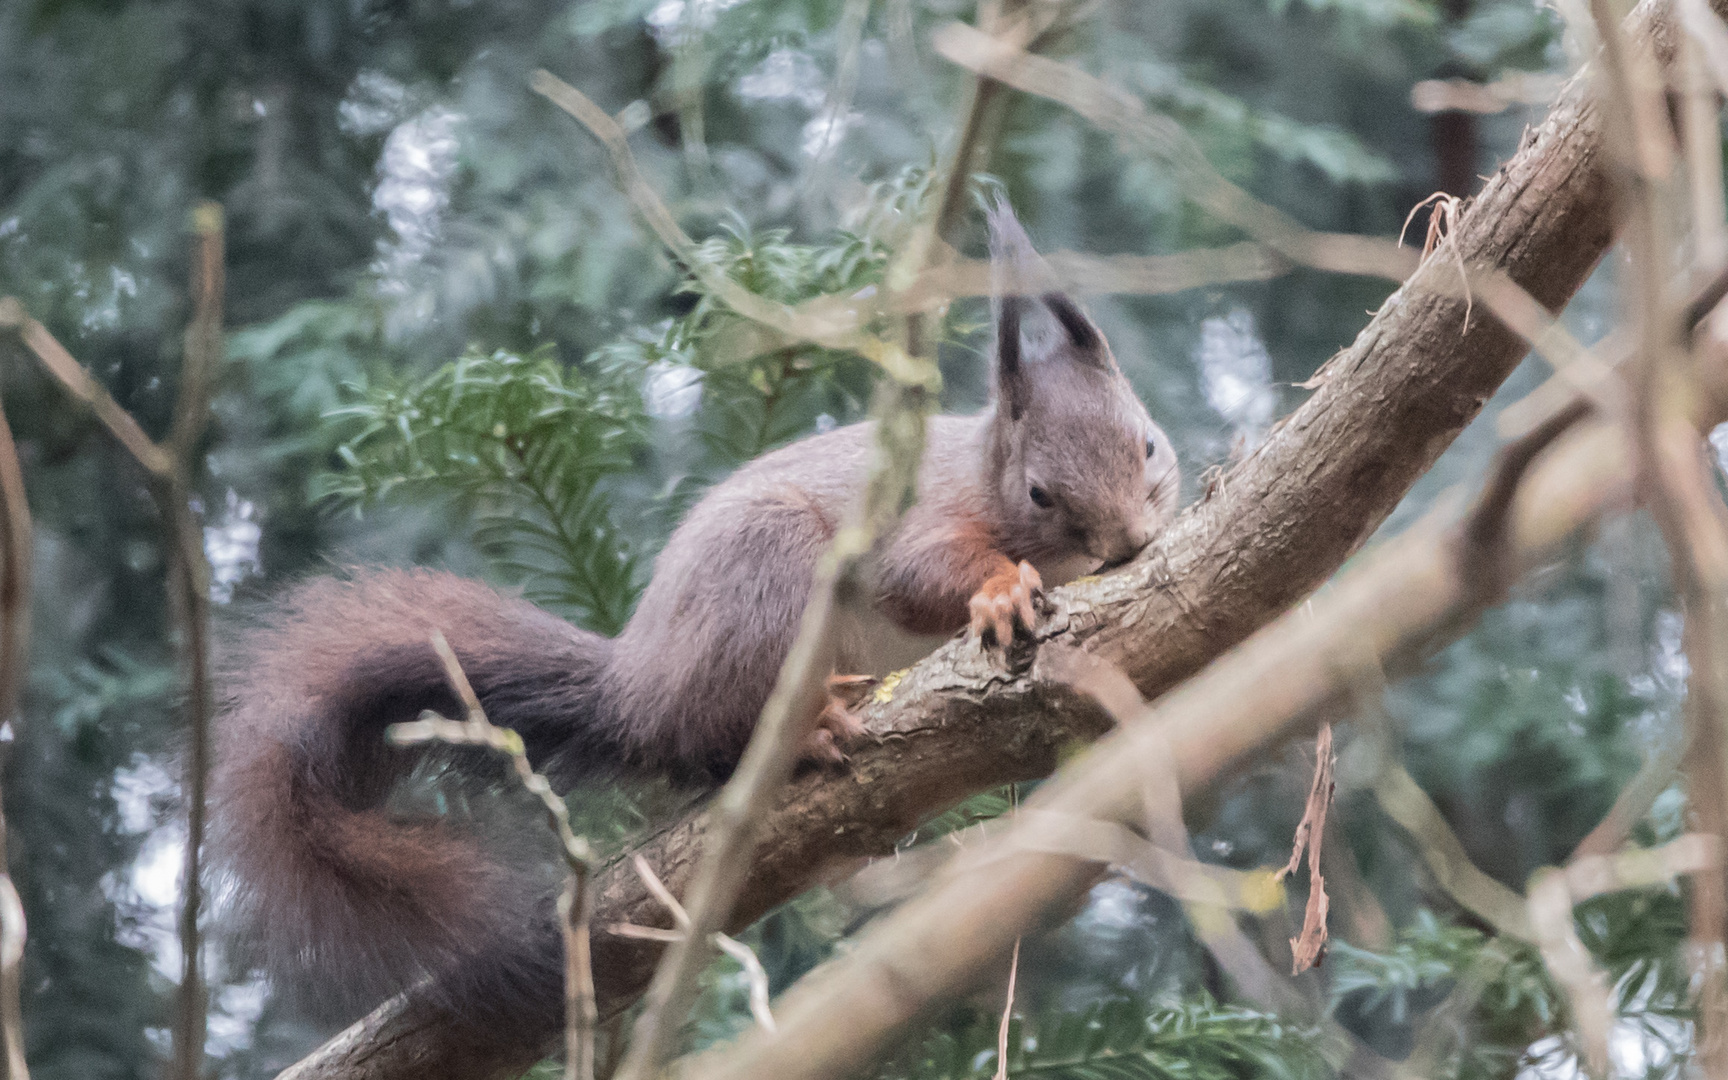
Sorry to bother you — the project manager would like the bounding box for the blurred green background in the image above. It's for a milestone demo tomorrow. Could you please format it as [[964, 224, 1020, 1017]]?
[[0, 0, 1695, 1076]]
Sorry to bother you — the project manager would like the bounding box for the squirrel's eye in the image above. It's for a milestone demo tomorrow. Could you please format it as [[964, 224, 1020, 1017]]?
[[1145, 436, 1156, 459], [1029, 485, 1054, 509]]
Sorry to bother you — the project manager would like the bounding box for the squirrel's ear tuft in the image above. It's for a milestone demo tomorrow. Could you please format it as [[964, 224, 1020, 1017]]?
[[987, 198, 1045, 299], [987, 199, 1111, 375], [1041, 291, 1104, 356], [997, 295, 1029, 421], [988, 199, 1040, 422]]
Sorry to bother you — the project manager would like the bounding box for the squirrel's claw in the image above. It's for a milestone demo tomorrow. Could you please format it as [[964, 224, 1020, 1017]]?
[[803, 673, 874, 766], [968, 560, 1043, 646]]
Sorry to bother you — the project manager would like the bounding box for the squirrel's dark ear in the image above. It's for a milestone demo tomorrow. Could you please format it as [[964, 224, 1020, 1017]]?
[[997, 295, 1029, 421], [1041, 292, 1109, 364]]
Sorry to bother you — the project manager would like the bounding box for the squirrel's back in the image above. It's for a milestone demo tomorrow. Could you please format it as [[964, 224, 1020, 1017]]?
[[607, 414, 992, 770]]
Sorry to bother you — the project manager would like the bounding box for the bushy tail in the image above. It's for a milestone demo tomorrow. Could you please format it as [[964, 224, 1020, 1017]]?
[[211, 568, 623, 1031]]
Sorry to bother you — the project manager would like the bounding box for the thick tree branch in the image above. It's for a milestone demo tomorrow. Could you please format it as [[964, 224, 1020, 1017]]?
[[275, 0, 1696, 1074], [690, 408, 1655, 1080]]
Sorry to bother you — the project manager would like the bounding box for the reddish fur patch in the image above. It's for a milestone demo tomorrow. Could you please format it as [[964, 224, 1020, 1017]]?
[[211, 567, 612, 1030], [877, 515, 1017, 636]]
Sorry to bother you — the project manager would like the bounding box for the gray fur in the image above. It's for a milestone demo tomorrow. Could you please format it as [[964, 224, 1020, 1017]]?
[[211, 201, 1181, 1033]]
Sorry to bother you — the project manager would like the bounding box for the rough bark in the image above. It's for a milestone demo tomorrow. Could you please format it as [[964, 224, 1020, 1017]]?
[[277, 4, 1667, 1074], [693, 388, 1661, 1080]]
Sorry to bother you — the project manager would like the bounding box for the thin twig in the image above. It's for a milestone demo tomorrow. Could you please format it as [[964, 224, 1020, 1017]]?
[[532, 59, 1280, 373], [992, 937, 1020, 1080], [1681, 0, 1728, 92], [1374, 762, 1534, 939], [623, 856, 776, 1034], [0, 299, 170, 478], [631, 853, 692, 932], [531, 72, 930, 388], [1680, 32, 1727, 275], [1350, 689, 1527, 944], [1587, 0, 1728, 1071], [1528, 835, 1724, 1078], [0, 878, 23, 1080], [6, 206, 228, 1080], [899, 244, 1289, 308], [1458, 397, 1594, 608], [931, 19, 1628, 420], [0, 382, 30, 741], [930, 20, 1419, 282], [1528, 868, 1614, 1077], [668, 7, 711, 183], [1569, 733, 1689, 859], [1344, 637, 1537, 939], [1038, 645, 1311, 1015], [0, 366, 30, 1080], [388, 631, 597, 1080], [611, 377, 929, 1080], [166, 204, 223, 1080], [802, 0, 872, 206], [552, 40, 946, 1078], [559, 879, 598, 1080], [964, 808, 1283, 912], [607, 923, 685, 944], [713, 935, 777, 1035]]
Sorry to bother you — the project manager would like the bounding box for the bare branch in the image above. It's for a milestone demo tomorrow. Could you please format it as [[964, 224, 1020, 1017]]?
[[991, 938, 1019, 1080], [389, 632, 598, 1080], [7, 207, 234, 1080], [903, 245, 1289, 306], [711, 935, 776, 1035], [0, 877, 25, 1080], [167, 202, 223, 1080], [1588, 0, 1728, 1065], [1569, 734, 1689, 860], [0, 298, 171, 478], [1529, 835, 1723, 1077], [686, 414, 1664, 1080], [1411, 73, 1567, 115], [1372, 764, 1534, 940], [931, 20, 1419, 282], [1042, 645, 1315, 1016], [1679, 34, 1727, 273], [0, 364, 31, 1080], [1528, 869, 1614, 1077], [530, 72, 931, 387], [1347, 647, 1533, 940], [274, 0, 1673, 1064]]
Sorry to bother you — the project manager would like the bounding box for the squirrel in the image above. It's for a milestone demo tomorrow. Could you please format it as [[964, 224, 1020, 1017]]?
[[209, 201, 1181, 1035]]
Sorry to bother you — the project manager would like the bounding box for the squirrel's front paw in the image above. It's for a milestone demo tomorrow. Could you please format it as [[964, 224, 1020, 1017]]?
[[968, 560, 1043, 646], [802, 673, 875, 766]]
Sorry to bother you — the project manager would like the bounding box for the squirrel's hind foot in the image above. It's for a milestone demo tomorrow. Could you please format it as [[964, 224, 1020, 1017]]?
[[803, 674, 876, 765], [968, 560, 1043, 646]]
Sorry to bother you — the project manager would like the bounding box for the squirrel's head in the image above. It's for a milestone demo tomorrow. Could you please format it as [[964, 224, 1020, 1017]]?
[[983, 203, 1180, 575]]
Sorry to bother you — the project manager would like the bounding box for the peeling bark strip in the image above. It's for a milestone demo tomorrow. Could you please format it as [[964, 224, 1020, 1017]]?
[[276, 0, 1690, 1074], [1279, 725, 1336, 975]]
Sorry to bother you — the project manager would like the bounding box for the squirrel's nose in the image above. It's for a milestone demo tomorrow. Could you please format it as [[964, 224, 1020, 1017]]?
[[1096, 522, 1152, 569]]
